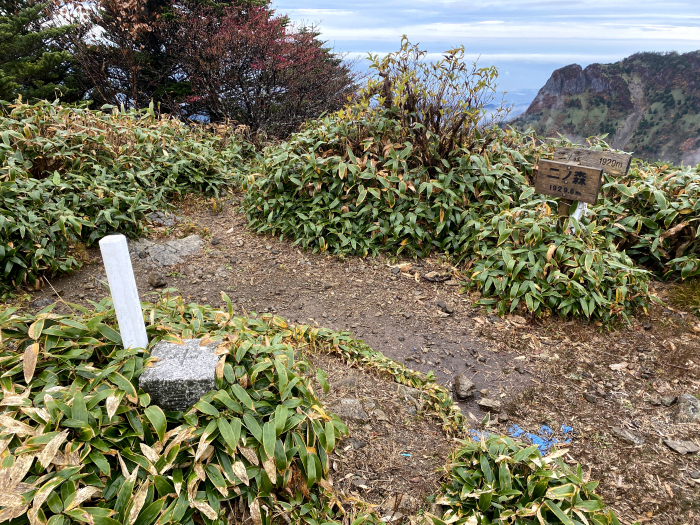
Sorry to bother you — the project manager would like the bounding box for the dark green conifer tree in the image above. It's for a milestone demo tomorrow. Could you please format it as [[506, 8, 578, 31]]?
[[0, 0, 77, 101]]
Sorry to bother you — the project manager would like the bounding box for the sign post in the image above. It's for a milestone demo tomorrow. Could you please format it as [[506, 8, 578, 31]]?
[[535, 148, 632, 231], [99, 234, 148, 350]]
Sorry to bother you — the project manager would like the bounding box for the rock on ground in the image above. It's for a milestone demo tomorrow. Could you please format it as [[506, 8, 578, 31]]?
[[138, 338, 219, 411], [453, 373, 475, 400], [130, 235, 203, 266], [663, 439, 699, 455], [381, 494, 419, 514], [331, 398, 370, 424], [477, 398, 502, 412], [611, 427, 645, 446], [675, 394, 700, 424]]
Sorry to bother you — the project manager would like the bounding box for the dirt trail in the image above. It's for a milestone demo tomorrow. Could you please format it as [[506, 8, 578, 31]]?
[[35, 199, 531, 417], [612, 80, 645, 150]]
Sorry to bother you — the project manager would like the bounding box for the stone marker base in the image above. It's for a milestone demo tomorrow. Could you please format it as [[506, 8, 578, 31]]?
[[139, 339, 219, 411]]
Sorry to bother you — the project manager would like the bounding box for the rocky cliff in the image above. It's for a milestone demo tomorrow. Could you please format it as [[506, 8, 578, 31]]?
[[513, 51, 700, 165]]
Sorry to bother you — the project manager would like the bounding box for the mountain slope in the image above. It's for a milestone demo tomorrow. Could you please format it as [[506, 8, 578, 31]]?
[[513, 51, 700, 165]]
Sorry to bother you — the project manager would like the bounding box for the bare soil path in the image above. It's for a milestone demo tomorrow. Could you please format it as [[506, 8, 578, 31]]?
[[35, 196, 532, 418]]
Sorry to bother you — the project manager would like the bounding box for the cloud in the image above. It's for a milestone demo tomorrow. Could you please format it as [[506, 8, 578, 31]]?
[[315, 21, 700, 43], [344, 51, 625, 64], [272, 0, 700, 89]]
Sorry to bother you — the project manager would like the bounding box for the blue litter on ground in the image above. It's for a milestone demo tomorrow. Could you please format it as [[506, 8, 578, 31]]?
[[506, 424, 573, 455], [466, 424, 573, 453], [467, 429, 491, 442], [400, 453, 411, 457]]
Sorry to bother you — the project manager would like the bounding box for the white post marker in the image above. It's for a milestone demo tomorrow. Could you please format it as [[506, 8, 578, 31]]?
[[99, 234, 149, 349], [566, 202, 588, 234]]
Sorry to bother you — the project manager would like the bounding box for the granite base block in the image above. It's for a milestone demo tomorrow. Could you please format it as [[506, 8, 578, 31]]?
[[139, 339, 219, 411]]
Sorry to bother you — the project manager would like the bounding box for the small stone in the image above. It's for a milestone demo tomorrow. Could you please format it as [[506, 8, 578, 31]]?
[[392, 267, 400, 274], [351, 477, 368, 488], [397, 385, 422, 399], [148, 273, 167, 288], [346, 438, 367, 450], [690, 471, 700, 480], [372, 409, 389, 421], [381, 494, 419, 514], [661, 395, 677, 407], [584, 393, 600, 404], [445, 279, 459, 286], [403, 312, 412, 319], [663, 439, 699, 455], [498, 412, 509, 423], [515, 366, 527, 374], [480, 389, 490, 397], [453, 373, 475, 400], [642, 322, 652, 330], [611, 427, 645, 446], [210, 237, 221, 245], [398, 336, 405, 341], [436, 300, 454, 314], [675, 394, 700, 424], [477, 398, 502, 412], [477, 356, 487, 363], [29, 297, 54, 309], [331, 398, 370, 424]]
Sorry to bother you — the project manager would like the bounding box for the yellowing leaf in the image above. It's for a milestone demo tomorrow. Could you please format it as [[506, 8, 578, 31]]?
[[23, 343, 40, 383], [232, 461, 249, 486], [192, 500, 218, 520], [140, 443, 160, 464], [65, 486, 101, 511], [38, 430, 69, 469], [128, 482, 149, 525], [249, 499, 262, 525]]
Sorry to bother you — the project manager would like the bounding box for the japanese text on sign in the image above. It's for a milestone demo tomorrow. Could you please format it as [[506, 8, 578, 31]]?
[[534, 160, 603, 205]]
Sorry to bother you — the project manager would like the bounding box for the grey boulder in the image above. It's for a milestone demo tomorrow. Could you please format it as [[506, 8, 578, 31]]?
[[139, 339, 219, 411]]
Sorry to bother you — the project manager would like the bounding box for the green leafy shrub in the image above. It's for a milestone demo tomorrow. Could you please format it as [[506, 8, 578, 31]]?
[[430, 435, 620, 525], [356, 37, 509, 168], [463, 202, 650, 320], [597, 162, 700, 279], [0, 295, 351, 525], [0, 100, 246, 291], [243, 112, 649, 321]]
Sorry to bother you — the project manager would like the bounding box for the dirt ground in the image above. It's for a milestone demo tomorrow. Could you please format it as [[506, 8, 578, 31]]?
[[21, 194, 700, 524], [308, 353, 454, 517]]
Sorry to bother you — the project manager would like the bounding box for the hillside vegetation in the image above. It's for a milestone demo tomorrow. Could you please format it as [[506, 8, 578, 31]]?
[[514, 51, 700, 165], [0, 100, 243, 290], [3, 44, 700, 321]]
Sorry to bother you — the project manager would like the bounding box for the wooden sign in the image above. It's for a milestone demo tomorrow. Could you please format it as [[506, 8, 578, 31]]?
[[535, 160, 603, 204], [552, 147, 632, 177]]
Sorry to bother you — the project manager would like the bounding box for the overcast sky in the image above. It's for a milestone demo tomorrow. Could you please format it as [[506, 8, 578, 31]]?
[[271, 0, 700, 96]]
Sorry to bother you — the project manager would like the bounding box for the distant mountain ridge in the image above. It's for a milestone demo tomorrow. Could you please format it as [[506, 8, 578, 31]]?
[[513, 51, 700, 165]]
